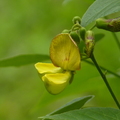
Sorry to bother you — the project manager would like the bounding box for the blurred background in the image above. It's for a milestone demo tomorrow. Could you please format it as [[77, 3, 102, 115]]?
[[0, 0, 120, 120]]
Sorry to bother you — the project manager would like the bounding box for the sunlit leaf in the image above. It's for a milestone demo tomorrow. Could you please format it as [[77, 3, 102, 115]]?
[[40, 107, 120, 120], [81, 0, 120, 27], [0, 54, 49, 67]]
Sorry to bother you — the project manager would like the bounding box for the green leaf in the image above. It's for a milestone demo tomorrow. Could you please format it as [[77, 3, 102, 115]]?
[[81, 0, 120, 27], [40, 107, 120, 120], [45, 95, 94, 116], [0, 54, 49, 67], [62, 0, 72, 5], [95, 33, 105, 42]]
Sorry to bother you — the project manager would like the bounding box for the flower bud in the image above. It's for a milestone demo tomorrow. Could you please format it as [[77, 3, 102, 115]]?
[[72, 16, 81, 24], [62, 29, 70, 33], [96, 18, 109, 30], [96, 18, 120, 32], [85, 30, 95, 57], [79, 27, 86, 41], [70, 31, 80, 45]]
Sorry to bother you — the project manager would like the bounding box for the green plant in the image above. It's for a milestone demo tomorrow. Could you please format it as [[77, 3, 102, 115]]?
[[0, 0, 120, 120]]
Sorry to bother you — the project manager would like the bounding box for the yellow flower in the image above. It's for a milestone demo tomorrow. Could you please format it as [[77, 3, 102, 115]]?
[[35, 62, 72, 95], [35, 33, 81, 94]]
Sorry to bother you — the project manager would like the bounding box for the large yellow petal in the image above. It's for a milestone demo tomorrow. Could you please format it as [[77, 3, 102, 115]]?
[[42, 71, 72, 95], [35, 62, 62, 74], [50, 33, 81, 71]]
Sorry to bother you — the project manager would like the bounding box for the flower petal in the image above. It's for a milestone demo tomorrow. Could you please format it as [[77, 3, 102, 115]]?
[[42, 71, 72, 95], [50, 33, 81, 71], [35, 62, 62, 75]]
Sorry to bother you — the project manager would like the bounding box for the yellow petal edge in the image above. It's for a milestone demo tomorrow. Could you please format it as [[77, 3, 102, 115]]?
[[35, 62, 63, 74], [50, 33, 81, 71], [42, 71, 72, 94]]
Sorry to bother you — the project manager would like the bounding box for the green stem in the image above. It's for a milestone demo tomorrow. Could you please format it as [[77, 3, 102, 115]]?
[[84, 59, 120, 78], [89, 24, 96, 30], [90, 53, 120, 109], [71, 24, 81, 31], [112, 32, 120, 50]]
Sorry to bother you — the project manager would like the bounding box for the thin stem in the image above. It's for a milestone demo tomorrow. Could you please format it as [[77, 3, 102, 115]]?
[[90, 53, 120, 109], [84, 59, 120, 78], [71, 24, 81, 31], [112, 32, 120, 50], [89, 24, 96, 30]]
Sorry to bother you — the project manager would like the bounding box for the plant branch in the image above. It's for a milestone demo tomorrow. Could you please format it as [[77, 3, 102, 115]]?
[[90, 53, 120, 109], [84, 59, 120, 79]]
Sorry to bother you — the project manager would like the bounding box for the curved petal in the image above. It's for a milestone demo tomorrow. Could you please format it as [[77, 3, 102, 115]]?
[[35, 62, 62, 75], [50, 33, 81, 71], [42, 71, 72, 95]]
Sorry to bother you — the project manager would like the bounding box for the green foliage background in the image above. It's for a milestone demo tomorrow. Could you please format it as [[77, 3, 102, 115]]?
[[0, 0, 120, 120]]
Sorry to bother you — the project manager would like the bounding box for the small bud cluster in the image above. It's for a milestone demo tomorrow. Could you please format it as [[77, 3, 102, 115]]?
[[61, 16, 120, 59], [62, 16, 95, 58]]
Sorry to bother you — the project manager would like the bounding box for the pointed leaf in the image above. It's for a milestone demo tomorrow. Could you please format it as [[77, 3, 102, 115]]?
[[47, 95, 94, 115], [81, 0, 120, 27], [0, 54, 49, 67], [40, 107, 120, 120]]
